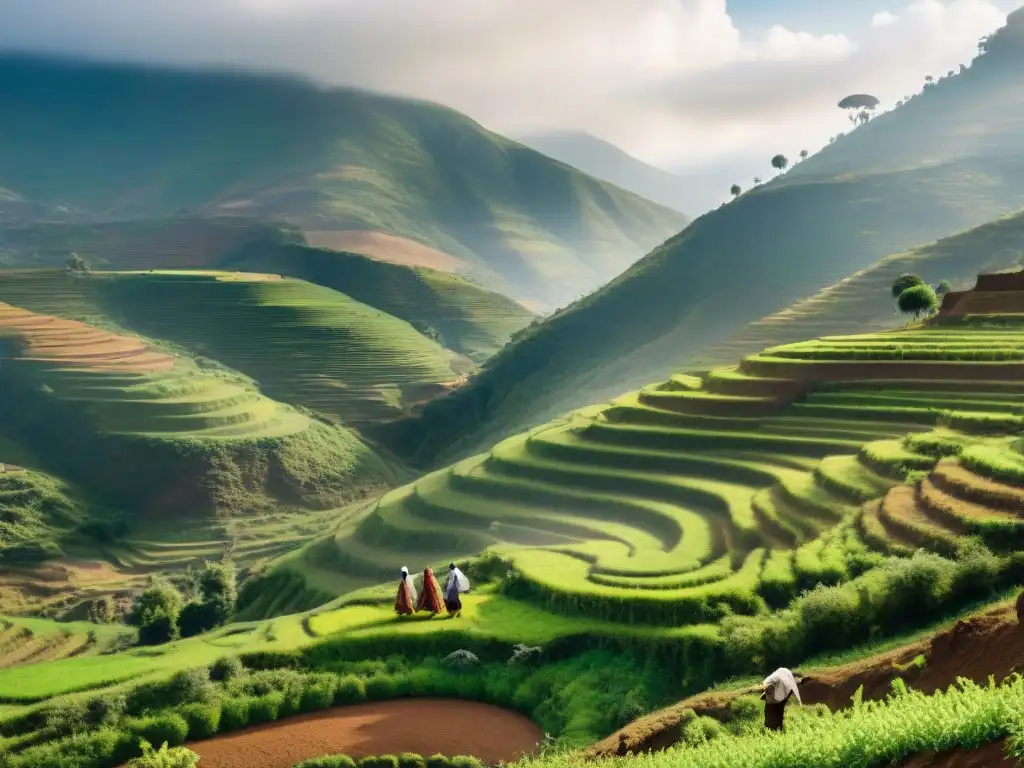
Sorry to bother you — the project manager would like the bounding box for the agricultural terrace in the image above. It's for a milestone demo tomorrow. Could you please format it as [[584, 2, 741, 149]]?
[[326, 317, 1024, 633], [95, 271, 464, 424]]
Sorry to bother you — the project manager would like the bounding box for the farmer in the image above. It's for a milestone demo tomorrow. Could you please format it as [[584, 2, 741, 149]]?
[[415, 566, 444, 615], [761, 667, 801, 732], [444, 562, 471, 617], [394, 566, 417, 616]]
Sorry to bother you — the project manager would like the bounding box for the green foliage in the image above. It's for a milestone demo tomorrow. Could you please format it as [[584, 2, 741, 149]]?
[[891, 273, 924, 298], [936, 279, 953, 295], [360, 756, 399, 768], [208, 656, 244, 683], [178, 560, 237, 638], [295, 757, 358, 768], [127, 740, 199, 768], [334, 676, 368, 706], [897, 284, 939, 317], [218, 697, 252, 732], [124, 713, 189, 749], [129, 579, 182, 646], [176, 703, 220, 740]]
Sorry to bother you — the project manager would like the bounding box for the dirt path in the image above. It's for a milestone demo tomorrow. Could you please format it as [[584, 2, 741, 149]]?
[[588, 601, 1024, 758], [190, 699, 543, 768]]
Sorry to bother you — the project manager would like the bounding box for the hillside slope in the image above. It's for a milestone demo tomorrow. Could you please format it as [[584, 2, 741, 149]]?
[[225, 241, 535, 363], [378, 8, 1024, 465], [0, 56, 686, 308], [517, 131, 694, 215], [692, 209, 1024, 369]]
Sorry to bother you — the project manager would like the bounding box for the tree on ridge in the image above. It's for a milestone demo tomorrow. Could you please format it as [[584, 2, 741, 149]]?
[[771, 154, 789, 173], [891, 273, 924, 298], [730, 184, 741, 198], [898, 284, 939, 321]]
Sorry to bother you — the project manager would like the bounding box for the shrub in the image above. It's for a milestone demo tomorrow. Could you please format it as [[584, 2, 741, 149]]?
[[295, 757, 358, 768], [178, 703, 221, 740], [681, 715, 726, 746], [360, 756, 399, 768], [127, 740, 200, 768], [8, 727, 133, 768], [125, 713, 190, 748], [951, 539, 1000, 600], [426, 755, 451, 768], [165, 668, 218, 707], [335, 675, 367, 705], [448, 757, 483, 768], [209, 656, 244, 683], [219, 697, 252, 732], [364, 675, 401, 701], [129, 578, 183, 646], [248, 693, 284, 725], [300, 677, 337, 713], [398, 753, 426, 768], [42, 698, 89, 737], [87, 693, 127, 729]]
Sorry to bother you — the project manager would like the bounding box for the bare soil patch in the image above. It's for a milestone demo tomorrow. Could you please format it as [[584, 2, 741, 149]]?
[[589, 602, 1024, 758], [898, 739, 1014, 767], [188, 700, 542, 768], [304, 230, 467, 273]]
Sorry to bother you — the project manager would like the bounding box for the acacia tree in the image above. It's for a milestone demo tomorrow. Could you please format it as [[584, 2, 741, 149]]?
[[898, 284, 939, 321], [730, 184, 741, 198], [771, 154, 789, 173], [838, 93, 880, 125], [753, 176, 762, 186]]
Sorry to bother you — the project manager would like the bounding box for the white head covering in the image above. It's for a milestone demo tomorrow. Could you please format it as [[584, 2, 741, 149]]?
[[763, 668, 801, 705], [400, 566, 417, 602], [448, 565, 470, 593]]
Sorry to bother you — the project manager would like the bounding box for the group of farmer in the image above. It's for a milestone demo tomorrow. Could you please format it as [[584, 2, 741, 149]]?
[[394, 563, 470, 618]]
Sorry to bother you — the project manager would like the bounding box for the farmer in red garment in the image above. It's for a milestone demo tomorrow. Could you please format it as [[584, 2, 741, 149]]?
[[394, 566, 417, 616], [415, 566, 444, 614]]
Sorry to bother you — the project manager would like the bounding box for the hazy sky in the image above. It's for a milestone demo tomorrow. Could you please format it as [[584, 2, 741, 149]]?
[[0, 0, 1015, 177]]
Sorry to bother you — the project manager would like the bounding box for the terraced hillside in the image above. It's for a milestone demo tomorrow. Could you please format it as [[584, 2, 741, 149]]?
[[0, 55, 687, 308], [329, 313, 1024, 630], [225, 241, 535, 362], [0, 294, 394, 515], [380, 9, 1024, 465], [0, 269, 468, 426]]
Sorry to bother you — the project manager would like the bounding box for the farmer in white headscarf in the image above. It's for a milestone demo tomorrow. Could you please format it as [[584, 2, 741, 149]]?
[[444, 562, 470, 617], [394, 566, 417, 616], [761, 667, 801, 731]]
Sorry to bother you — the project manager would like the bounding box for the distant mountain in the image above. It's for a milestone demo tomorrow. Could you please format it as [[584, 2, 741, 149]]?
[[377, 7, 1024, 465], [517, 131, 697, 215], [0, 55, 686, 309]]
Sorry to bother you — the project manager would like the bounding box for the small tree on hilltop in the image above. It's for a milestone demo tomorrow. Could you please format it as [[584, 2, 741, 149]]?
[[936, 279, 953, 296], [898, 284, 939, 321], [129, 577, 182, 646], [753, 177, 762, 186], [891, 273, 924, 299], [838, 93, 880, 125], [799, 149, 809, 161], [730, 184, 741, 198], [771, 154, 789, 173]]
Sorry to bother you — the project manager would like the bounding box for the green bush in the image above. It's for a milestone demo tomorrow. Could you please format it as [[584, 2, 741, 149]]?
[[447, 757, 483, 768], [426, 755, 450, 768], [360, 756, 399, 768], [178, 703, 221, 740], [127, 740, 200, 768], [7, 727, 133, 768], [397, 752, 426, 768], [248, 693, 284, 725], [209, 656, 244, 682], [42, 698, 89, 737], [166, 668, 218, 707], [294, 757, 358, 768], [219, 697, 252, 732], [300, 677, 337, 713], [334, 675, 367, 705], [364, 675, 401, 701], [86, 693, 127, 729], [124, 713, 190, 749], [681, 715, 726, 746]]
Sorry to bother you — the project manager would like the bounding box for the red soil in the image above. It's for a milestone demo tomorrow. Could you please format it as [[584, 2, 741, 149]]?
[[303, 230, 467, 273], [588, 602, 1024, 759], [0, 302, 175, 372], [897, 739, 1015, 767], [188, 700, 542, 768]]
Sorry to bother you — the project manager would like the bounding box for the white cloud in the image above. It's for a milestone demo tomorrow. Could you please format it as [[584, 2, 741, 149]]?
[[0, 0, 1010, 209]]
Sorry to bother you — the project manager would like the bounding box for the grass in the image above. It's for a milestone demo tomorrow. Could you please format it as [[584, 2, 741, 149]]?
[[0, 55, 685, 309]]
